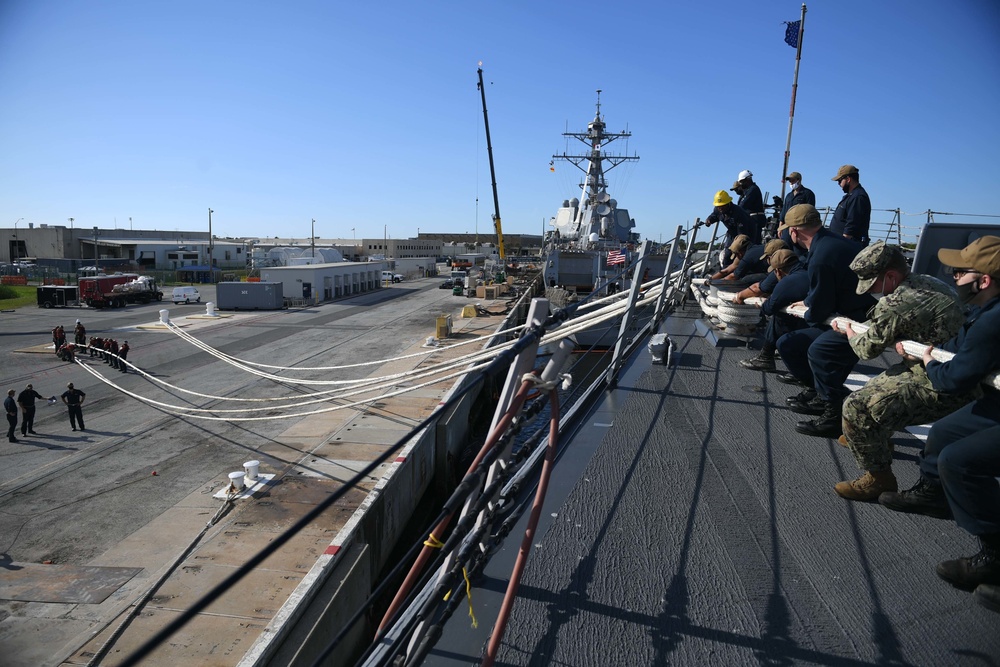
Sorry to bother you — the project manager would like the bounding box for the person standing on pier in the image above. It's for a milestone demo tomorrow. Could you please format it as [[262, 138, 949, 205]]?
[[5, 390, 18, 443], [17, 384, 46, 437], [61, 383, 86, 432], [118, 340, 130, 373]]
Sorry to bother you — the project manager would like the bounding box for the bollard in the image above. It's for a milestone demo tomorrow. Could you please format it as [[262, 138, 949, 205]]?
[[159, 309, 169, 324], [206, 301, 218, 317]]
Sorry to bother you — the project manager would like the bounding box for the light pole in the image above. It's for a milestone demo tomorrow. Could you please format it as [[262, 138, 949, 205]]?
[[311, 218, 316, 260], [68, 217, 74, 230], [207, 208, 214, 281], [93, 226, 99, 273], [129, 216, 133, 231], [12, 218, 23, 262]]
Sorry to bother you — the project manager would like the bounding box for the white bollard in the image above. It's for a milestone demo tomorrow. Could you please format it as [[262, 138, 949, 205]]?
[[206, 301, 218, 317], [228, 471, 245, 492], [244, 460, 260, 485], [159, 309, 170, 324]]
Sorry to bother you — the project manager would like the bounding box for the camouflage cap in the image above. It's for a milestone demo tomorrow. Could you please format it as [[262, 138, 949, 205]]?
[[729, 234, 751, 255], [850, 240, 907, 294], [759, 238, 788, 260], [777, 203, 822, 233], [832, 164, 859, 180], [938, 235, 1000, 277], [768, 249, 798, 273]]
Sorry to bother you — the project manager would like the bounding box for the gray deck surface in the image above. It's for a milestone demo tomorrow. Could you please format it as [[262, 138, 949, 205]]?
[[430, 305, 1000, 667]]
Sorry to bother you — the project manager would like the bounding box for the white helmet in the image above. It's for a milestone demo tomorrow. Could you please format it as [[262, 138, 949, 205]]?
[[738, 170, 753, 181]]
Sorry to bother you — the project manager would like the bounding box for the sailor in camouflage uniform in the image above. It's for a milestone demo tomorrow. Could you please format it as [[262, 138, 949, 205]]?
[[830, 241, 972, 501]]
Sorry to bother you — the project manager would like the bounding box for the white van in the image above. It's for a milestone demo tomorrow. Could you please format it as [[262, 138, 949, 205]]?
[[172, 286, 201, 304]]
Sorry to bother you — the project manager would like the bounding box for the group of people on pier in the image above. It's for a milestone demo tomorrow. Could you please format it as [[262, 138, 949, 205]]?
[[703, 166, 999, 613]]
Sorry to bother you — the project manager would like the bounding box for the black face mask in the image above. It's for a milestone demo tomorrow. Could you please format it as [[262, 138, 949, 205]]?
[[955, 279, 981, 304]]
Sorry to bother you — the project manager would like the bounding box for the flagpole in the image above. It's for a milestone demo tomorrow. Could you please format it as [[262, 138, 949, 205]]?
[[780, 3, 807, 200]]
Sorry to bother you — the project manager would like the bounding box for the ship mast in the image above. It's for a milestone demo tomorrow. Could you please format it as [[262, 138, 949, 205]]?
[[552, 90, 639, 217]]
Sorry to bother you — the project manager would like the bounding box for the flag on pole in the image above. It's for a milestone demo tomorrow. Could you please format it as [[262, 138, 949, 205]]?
[[607, 249, 626, 266], [784, 21, 801, 48]]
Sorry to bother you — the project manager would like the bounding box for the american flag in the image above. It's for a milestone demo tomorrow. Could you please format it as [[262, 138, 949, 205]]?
[[607, 249, 626, 266], [784, 20, 800, 48]]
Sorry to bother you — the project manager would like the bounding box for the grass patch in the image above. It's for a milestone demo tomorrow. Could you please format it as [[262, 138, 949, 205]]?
[[0, 285, 43, 310]]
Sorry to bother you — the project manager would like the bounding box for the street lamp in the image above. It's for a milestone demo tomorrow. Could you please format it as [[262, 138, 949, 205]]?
[[93, 226, 99, 273], [68, 217, 74, 230], [13, 218, 23, 261], [208, 208, 214, 282], [311, 218, 316, 260]]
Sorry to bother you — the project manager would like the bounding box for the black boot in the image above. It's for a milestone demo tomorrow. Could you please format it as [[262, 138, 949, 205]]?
[[786, 388, 816, 405], [795, 401, 842, 438], [878, 476, 953, 520], [739, 352, 776, 372], [937, 535, 1000, 591], [974, 584, 1000, 614], [788, 394, 828, 416], [776, 372, 808, 387]]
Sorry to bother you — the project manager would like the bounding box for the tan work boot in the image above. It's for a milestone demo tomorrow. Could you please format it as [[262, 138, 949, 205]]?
[[834, 470, 898, 501]]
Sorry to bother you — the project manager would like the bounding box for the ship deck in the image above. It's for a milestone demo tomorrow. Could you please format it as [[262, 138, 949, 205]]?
[[429, 303, 1000, 666]]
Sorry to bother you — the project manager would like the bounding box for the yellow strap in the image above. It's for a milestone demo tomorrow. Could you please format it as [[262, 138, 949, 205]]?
[[462, 567, 478, 628], [423, 533, 444, 549]]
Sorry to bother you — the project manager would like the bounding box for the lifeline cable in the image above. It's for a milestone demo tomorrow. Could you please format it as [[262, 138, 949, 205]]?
[[117, 310, 562, 667]]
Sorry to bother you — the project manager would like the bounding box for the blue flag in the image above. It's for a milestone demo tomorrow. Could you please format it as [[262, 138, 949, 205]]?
[[784, 21, 800, 48]]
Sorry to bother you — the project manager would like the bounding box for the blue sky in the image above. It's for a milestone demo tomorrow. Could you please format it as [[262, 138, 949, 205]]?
[[2, 1, 999, 243]]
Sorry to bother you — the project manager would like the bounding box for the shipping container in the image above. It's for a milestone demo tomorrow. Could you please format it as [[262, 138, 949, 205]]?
[[215, 281, 284, 310], [36, 285, 80, 308]]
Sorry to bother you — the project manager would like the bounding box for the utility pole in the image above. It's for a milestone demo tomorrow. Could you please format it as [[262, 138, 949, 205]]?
[[208, 208, 214, 282]]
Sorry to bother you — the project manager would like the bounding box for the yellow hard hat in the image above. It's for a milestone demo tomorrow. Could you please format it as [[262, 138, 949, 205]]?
[[713, 190, 733, 207]]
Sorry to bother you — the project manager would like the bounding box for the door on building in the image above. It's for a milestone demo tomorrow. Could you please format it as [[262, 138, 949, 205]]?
[[302, 282, 312, 298]]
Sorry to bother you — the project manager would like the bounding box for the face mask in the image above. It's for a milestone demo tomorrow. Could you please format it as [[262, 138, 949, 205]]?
[[789, 181, 799, 190], [955, 280, 980, 304]]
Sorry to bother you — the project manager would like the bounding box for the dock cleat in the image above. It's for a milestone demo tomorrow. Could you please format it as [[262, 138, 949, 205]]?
[[878, 476, 953, 519]]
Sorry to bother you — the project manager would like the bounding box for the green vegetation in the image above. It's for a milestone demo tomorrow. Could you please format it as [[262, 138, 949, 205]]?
[[0, 285, 39, 310]]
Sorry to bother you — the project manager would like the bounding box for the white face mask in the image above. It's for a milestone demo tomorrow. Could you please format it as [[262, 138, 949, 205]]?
[[789, 181, 799, 190]]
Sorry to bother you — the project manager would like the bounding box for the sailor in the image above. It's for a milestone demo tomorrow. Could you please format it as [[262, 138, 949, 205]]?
[[779, 171, 816, 224], [706, 190, 757, 265], [738, 248, 809, 372], [831, 242, 968, 501], [708, 235, 768, 283], [878, 235, 1000, 592], [773, 204, 874, 438], [829, 164, 871, 246], [735, 170, 766, 240], [732, 238, 788, 304]]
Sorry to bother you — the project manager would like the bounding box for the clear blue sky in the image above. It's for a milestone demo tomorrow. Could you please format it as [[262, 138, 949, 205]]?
[[2, 1, 999, 243]]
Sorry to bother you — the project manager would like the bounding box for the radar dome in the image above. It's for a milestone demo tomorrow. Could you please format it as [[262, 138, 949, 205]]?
[[588, 232, 600, 243], [569, 198, 580, 208]]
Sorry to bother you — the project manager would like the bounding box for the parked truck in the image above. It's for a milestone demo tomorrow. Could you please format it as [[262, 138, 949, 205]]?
[[78, 273, 153, 308], [111, 276, 164, 305]]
